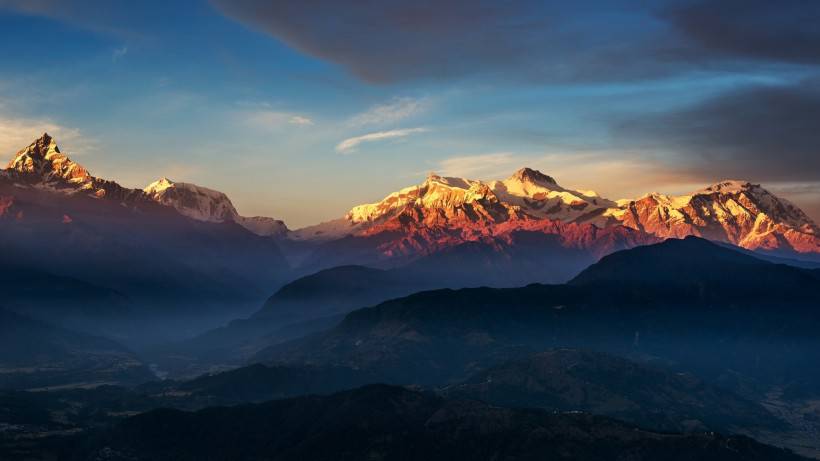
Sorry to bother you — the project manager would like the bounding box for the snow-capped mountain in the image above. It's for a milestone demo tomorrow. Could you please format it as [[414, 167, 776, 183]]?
[[5, 133, 145, 202], [144, 177, 239, 222], [612, 181, 819, 254], [144, 177, 289, 237], [342, 168, 610, 228], [4, 134, 288, 238], [291, 170, 656, 275], [489, 168, 614, 224], [291, 168, 819, 259], [292, 168, 613, 242], [5, 134, 818, 265]]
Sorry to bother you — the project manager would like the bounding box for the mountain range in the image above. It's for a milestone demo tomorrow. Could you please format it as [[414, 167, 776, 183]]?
[[4, 134, 818, 282], [3, 132, 817, 361], [291, 167, 819, 267]]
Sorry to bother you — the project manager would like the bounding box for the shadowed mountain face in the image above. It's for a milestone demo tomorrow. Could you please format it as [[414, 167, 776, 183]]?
[[443, 349, 778, 433], [0, 180, 288, 309], [153, 364, 376, 405], [570, 236, 819, 300], [257, 238, 820, 387], [0, 309, 153, 390], [0, 263, 130, 323], [253, 265, 428, 324], [61, 385, 805, 461], [148, 265, 431, 377], [297, 217, 657, 281]]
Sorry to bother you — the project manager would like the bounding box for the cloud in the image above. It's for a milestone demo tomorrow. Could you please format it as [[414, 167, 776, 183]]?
[[112, 45, 128, 61], [288, 115, 314, 126], [615, 79, 820, 183], [243, 110, 313, 129], [210, 0, 683, 83], [663, 0, 820, 65], [210, 0, 820, 84], [335, 127, 428, 154], [348, 97, 428, 127]]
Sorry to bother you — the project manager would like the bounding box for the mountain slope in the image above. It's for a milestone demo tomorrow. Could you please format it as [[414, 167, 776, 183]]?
[[253, 265, 426, 323], [570, 236, 819, 302], [69, 385, 804, 461], [0, 309, 153, 390], [444, 349, 778, 433], [0, 262, 130, 322], [149, 265, 441, 377]]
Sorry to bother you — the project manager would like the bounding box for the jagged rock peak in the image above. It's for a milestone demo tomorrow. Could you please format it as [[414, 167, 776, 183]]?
[[510, 167, 557, 185], [9, 132, 58, 163], [6, 133, 94, 187]]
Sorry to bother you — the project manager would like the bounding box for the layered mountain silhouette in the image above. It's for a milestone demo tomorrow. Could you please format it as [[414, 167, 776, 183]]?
[[258, 237, 820, 387], [145, 266, 420, 374]]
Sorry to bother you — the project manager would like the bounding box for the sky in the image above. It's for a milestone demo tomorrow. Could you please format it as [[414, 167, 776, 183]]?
[[0, 0, 818, 227]]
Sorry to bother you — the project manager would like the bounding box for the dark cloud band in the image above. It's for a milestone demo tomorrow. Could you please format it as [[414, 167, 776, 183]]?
[[616, 79, 820, 183], [210, 0, 820, 84]]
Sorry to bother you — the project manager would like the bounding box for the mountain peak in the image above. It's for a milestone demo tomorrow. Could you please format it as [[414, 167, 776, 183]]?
[[30, 132, 57, 153], [696, 180, 756, 195], [6, 134, 94, 189], [510, 167, 557, 186], [144, 178, 239, 223], [144, 177, 176, 194], [8, 132, 59, 167]]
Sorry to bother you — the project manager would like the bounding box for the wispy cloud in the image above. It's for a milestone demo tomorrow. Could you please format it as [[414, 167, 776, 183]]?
[[335, 127, 428, 154], [112, 45, 128, 61], [288, 115, 314, 126], [243, 110, 314, 129], [435, 152, 519, 178], [348, 97, 428, 127]]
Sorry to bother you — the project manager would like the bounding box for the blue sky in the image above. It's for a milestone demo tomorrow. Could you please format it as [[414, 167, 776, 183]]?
[[0, 0, 818, 227]]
